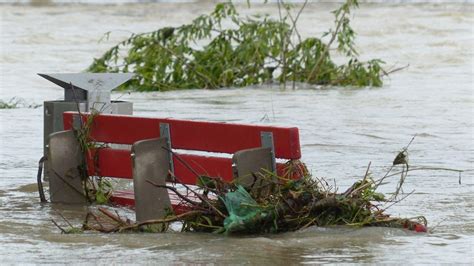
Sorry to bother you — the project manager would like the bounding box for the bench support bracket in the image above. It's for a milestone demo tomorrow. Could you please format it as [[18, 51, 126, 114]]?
[[159, 123, 175, 175], [260, 131, 277, 173], [48, 130, 87, 204], [232, 147, 275, 196], [132, 137, 172, 225]]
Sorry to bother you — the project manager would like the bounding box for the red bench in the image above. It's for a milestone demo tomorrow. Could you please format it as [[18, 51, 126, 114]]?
[[57, 112, 301, 220]]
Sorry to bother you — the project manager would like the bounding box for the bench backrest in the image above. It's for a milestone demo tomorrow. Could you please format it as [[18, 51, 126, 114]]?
[[63, 112, 301, 185]]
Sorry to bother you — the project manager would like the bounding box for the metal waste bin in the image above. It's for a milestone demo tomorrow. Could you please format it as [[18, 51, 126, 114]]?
[[39, 73, 134, 180]]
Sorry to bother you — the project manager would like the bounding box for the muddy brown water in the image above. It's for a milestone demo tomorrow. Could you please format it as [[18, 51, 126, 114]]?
[[0, 1, 473, 264]]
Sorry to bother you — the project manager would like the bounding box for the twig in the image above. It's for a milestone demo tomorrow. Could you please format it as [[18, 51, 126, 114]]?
[[346, 181, 371, 198], [404, 135, 416, 151], [162, 147, 201, 179], [86, 211, 105, 231], [49, 168, 88, 201], [428, 220, 444, 233], [276, 0, 286, 89], [382, 189, 415, 211], [380, 167, 463, 179], [363, 161, 371, 182], [114, 210, 129, 225], [306, 5, 348, 83], [392, 164, 407, 199], [69, 82, 83, 125], [375, 165, 394, 188], [161, 147, 227, 218], [51, 219, 67, 234], [300, 217, 317, 230], [146, 180, 202, 206], [382, 64, 409, 76], [55, 211, 74, 229], [118, 211, 203, 232], [98, 207, 127, 225], [288, 1, 308, 45]]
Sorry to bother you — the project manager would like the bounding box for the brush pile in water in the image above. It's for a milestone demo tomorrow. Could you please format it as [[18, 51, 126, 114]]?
[[82, 159, 428, 234]]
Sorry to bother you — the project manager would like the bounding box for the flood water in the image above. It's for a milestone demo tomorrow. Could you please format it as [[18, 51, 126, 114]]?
[[0, 1, 473, 264]]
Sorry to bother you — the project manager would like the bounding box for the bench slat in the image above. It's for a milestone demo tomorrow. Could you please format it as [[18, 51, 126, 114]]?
[[86, 148, 293, 184], [86, 148, 132, 179], [110, 190, 194, 215], [64, 112, 301, 159], [86, 148, 234, 184]]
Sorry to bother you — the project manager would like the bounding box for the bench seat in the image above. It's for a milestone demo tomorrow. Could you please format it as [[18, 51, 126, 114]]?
[[110, 189, 200, 215]]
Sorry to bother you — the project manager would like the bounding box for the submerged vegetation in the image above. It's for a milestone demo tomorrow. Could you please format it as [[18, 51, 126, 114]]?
[[0, 97, 41, 109], [79, 157, 428, 235], [88, 0, 387, 91], [0, 99, 18, 109]]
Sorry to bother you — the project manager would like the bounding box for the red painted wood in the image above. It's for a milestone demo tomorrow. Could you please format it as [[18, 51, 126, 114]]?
[[85, 148, 234, 185], [85, 148, 300, 184], [110, 190, 194, 215], [63, 112, 301, 159], [173, 153, 234, 184], [86, 149, 132, 178], [65, 112, 303, 210]]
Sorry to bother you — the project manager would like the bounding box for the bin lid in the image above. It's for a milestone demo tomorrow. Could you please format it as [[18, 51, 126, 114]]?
[[38, 73, 134, 93]]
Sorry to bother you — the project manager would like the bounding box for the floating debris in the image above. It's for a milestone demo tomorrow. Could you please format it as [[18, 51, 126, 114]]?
[[80, 159, 429, 235]]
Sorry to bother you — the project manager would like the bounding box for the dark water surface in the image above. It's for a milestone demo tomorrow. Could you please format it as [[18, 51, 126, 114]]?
[[0, 1, 473, 264]]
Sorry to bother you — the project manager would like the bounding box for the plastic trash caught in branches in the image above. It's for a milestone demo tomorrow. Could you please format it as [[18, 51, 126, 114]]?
[[221, 185, 273, 234]]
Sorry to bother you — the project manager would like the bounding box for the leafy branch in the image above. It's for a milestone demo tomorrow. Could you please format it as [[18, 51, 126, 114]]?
[[88, 1, 387, 91]]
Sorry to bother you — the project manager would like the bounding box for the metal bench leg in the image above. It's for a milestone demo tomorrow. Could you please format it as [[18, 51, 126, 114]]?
[[48, 130, 87, 204], [132, 138, 172, 225]]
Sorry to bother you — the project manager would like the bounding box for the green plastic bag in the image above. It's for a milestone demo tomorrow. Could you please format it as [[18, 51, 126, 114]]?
[[221, 185, 269, 234]]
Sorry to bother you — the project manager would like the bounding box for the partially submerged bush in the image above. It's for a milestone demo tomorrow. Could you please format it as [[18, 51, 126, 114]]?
[[0, 97, 41, 109], [88, 0, 386, 91], [0, 99, 18, 109]]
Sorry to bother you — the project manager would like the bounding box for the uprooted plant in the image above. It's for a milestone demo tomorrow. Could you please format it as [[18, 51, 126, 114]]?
[[88, 0, 390, 91]]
